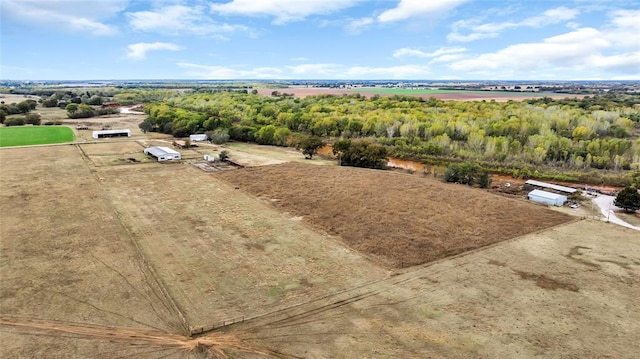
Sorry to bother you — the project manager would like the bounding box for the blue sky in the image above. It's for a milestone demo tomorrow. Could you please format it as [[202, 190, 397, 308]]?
[[1, 0, 639, 80]]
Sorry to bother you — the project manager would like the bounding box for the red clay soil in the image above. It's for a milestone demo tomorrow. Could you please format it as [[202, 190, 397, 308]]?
[[216, 163, 574, 268]]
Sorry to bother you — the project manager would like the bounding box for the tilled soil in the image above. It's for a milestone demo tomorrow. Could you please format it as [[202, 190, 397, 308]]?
[[217, 162, 574, 267]]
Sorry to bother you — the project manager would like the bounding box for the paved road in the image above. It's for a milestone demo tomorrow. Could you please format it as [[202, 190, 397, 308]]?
[[591, 194, 640, 231]]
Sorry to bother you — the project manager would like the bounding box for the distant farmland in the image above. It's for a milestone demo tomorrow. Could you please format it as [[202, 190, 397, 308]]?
[[257, 86, 576, 101], [0, 126, 74, 147], [352, 88, 548, 96]]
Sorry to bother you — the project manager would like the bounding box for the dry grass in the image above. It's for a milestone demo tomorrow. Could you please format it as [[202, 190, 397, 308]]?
[[217, 162, 574, 268]]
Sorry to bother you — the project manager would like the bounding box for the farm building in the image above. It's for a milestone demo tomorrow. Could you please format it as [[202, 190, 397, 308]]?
[[525, 180, 577, 194], [92, 129, 131, 139], [528, 189, 567, 206], [189, 134, 208, 142], [144, 146, 181, 161]]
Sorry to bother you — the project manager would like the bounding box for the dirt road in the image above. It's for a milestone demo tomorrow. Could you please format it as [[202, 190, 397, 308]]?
[[591, 194, 640, 230]]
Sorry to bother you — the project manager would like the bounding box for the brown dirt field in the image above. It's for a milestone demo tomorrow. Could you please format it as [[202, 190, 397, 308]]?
[[216, 162, 574, 268], [257, 87, 582, 101]]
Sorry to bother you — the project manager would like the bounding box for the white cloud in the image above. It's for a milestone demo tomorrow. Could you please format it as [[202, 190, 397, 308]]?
[[178, 62, 430, 79], [393, 47, 466, 59], [377, 0, 469, 23], [345, 17, 374, 33], [177, 63, 285, 79], [603, 9, 640, 50], [1, 0, 125, 35], [210, 0, 360, 24], [127, 42, 181, 60], [127, 5, 250, 37], [447, 25, 640, 77], [448, 6, 580, 42]]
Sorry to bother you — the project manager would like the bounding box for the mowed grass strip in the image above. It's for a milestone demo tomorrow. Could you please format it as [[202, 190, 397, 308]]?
[[0, 126, 75, 147], [217, 163, 574, 268]]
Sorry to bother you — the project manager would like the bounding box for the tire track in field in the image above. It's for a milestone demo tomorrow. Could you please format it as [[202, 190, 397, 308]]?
[[0, 315, 299, 359], [77, 145, 191, 335]]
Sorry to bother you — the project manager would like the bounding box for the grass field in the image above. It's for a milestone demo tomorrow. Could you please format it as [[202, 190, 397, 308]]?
[[0, 126, 75, 147], [1, 142, 639, 358]]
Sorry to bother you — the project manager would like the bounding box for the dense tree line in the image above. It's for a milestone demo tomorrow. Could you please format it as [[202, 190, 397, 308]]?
[[136, 91, 639, 181]]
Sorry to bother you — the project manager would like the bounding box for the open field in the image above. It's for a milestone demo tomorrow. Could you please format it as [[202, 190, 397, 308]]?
[[2, 141, 639, 358], [233, 220, 640, 358], [0, 145, 191, 357], [216, 162, 574, 268], [0, 94, 40, 104], [94, 161, 387, 327], [0, 126, 75, 146], [225, 142, 335, 167], [256, 86, 583, 101]]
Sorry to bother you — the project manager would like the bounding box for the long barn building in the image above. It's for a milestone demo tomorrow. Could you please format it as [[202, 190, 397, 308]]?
[[144, 146, 181, 161]]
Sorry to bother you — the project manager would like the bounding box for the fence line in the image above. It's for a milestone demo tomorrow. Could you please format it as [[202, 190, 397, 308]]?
[[190, 316, 245, 335]]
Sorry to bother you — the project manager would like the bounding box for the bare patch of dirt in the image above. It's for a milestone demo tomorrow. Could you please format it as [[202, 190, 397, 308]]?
[[216, 162, 574, 268], [514, 270, 580, 292]]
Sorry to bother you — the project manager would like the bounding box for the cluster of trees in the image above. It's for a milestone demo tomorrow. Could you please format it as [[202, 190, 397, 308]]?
[[135, 91, 639, 181], [443, 162, 491, 188], [4, 113, 41, 126], [40, 91, 108, 109], [1, 99, 40, 125], [332, 139, 388, 169], [65, 103, 118, 119]]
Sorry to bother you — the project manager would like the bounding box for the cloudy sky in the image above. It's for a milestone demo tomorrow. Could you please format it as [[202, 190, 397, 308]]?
[[1, 0, 639, 80]]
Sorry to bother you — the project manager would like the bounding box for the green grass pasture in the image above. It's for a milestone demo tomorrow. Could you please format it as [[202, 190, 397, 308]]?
[[0, 126, 75, 147]]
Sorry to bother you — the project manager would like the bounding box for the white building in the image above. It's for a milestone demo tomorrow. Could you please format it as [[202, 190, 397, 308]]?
[[528, 189, 567, 206], [189, 134, 208, 142], [144, 146, 181, 161], [92, 129, 131, 139]]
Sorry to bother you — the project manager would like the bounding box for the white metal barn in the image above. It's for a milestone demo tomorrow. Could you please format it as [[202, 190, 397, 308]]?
[[144, 146, 181, 161], [92, 129, 131, 139], [525, 179, 577, 194], [189, 134, 208, 142], [528, 189, 567, 206]]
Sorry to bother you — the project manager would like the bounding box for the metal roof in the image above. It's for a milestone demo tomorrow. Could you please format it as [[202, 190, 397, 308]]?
[[144, 146, 180, 157], [528, 189, 567, 200], [92, 129, 131, 135], [525, 180, 576, 193]]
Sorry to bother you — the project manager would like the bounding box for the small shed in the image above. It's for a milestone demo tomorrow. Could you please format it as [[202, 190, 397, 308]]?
[[144, 146, 181, 161], [528, 189, 567, 206], [190, 134, 208, 142], [92, 129, 131, 139]]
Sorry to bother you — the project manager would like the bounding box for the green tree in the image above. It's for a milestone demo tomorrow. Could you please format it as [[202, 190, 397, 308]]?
[[443, 162, 491, 188], [295, 135, 324, 159], [139, 121, 153, 133], [25, 112, 41, 125], [332, 139, 388, 169], [206, 128, 230, 144], [613, 187, 640, 213], [256, 125, 276, 145]]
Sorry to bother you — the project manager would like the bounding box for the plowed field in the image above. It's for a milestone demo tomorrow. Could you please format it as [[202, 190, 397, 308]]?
[[217, 163, 574, 267]]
